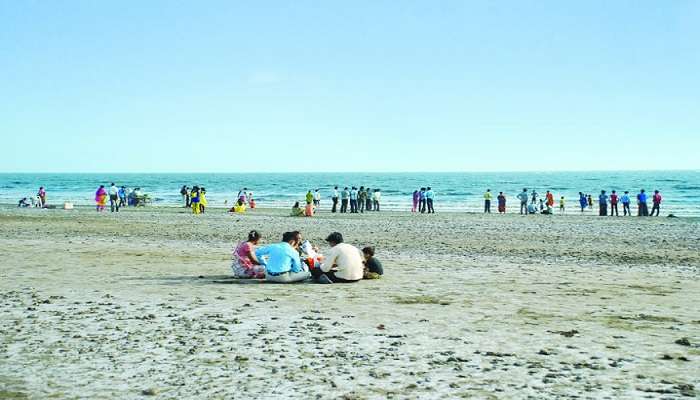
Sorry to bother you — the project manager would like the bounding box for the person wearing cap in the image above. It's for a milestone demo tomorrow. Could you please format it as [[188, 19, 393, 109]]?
[[313, 232, 364, 284]]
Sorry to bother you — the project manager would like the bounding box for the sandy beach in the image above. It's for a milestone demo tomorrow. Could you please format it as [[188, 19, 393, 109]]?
[[1, 206, 698, 399]]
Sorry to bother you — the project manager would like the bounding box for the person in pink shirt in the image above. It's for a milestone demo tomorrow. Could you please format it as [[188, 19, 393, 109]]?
[[411, 190, 419, 212], [231, 230, 266, 278], [650, 190, 663, 216], [609, 190, 619, 216]]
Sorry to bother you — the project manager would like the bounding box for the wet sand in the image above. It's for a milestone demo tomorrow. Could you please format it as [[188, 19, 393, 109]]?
[[1, 206, 698, 399]]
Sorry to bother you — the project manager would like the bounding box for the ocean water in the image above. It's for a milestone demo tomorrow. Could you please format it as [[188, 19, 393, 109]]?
[[1, 171, 698, 216]]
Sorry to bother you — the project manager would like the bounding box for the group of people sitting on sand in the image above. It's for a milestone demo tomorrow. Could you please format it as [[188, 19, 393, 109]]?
[[230, 230, 383, 284]]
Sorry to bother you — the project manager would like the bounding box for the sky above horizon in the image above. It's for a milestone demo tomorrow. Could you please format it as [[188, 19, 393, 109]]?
[[2, 1, 699, 173]]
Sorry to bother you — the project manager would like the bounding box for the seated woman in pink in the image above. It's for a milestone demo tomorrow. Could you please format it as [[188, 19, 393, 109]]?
[[231, 230, 266, 278]]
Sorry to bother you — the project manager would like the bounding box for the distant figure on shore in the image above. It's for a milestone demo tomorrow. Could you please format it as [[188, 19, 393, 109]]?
[[621, 191, 632, 216], [609, 190, 619, 216], [517, 188, 529, 215], [497, 192, 506, 213], [530, 189, 538, 204], [199, 188, 208, 213], [425, 187, 434, 213], [484, 189, 492, 213], [314, 189, 321, 208], [538, 198, 545, 212], [598, 190, 608, 216], [411, 190, 419, 213], [118, 186, 127, 208], [637, 189, 649, 216], [231, 230, 265, 279], [37, 187, 46, 208], [559, 196, 566, 213], [332, 186, 339, 213], [180, 185, 189, 208], [358, 187, 366, 213], [95, 185, 107, 212], [237, 188, 248, 205], [350, 186, 358, 213], [587, 194, 593, 209], [373, 189, 382, 211], [340, 187, 349, 213], [291, 201, 304, 217], [545, 191, 554, 209], [249, 192, 256, 209], [256, 231, 310, 283], [365, 187, 373, 211], [109, 183, 120, 213], [362, 246, 383, 279], [305, 190, 314, 207], [579, 192, 587, 212], [18, 197, 30, 207], [419, 188, 427, 213], [651, 190, 662, 216], [190, 186, 201, 214], [312, 232, 363, 284]]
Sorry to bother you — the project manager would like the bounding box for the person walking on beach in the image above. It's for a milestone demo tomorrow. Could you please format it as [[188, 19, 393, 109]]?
[[587, 194, 593, 209], [637, 189, 649, 216], [579, 192, 587, 212], [609, 190, 619, 216], [256, 231, 311, 283], [426, 187, 435, 213], [95, 185, 107, 212], [373, 189, 382, 211], [37, 187, 46, 208], [332, 186, 339, 213], [109, 183, 120, 212], [517, 188, 529, 214], [621, 191, 632, 216], [559, 196, 566, 213], [419, 188, 427, 213], [350, 187, 358, 213], [180, 185, 189, 208], [358, 186, 366, 213], [650, 190, 663, 216], [484, 189, 492, 213], [598, 190, 608, 216], [412, 190, 419, 213], [497, 192, 506, 214], [545, 191, 554, 209], [313, 189, 321, 208], [340, 187, 349, 213]]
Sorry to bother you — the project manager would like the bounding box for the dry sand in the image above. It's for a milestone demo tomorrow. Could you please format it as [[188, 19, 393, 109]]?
[[1, 206, 699, 399]]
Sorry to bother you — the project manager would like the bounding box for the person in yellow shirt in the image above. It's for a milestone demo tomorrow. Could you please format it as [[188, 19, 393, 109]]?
[[233, 199, 246, 213], [190, 187, 201, 214], [199, 187, 208, 214], [484, 189, 493, 213], [559, 196, 566, 213]]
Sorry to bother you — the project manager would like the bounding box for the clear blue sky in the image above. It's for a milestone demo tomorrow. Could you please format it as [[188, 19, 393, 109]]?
[[2, 1, 699, 172]]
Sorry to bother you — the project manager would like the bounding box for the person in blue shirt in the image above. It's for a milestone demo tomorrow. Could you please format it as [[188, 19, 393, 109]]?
[[419, 188, 427, 213], [255, 231, 310, 283], [637, 189, 649, 216], [425, 187, 435, 213], [621, 191, 631, 216], [578, 192, 587, 213], [598, 190, 609, 216], [349, 187, 358, 213]]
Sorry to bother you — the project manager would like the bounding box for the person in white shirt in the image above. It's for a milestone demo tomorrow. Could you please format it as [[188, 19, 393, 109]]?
[[109, 183, 120, 212], [313, 189, 321, 208], [313, 232, 364, 284], [372, 189, 381, 211], [331, 186, 339, 213]]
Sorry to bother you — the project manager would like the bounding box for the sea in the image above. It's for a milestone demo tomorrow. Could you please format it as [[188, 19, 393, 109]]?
[[1, 171, 698, 216]]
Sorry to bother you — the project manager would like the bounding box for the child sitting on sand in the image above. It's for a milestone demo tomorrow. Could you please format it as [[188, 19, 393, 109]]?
[[362, 246, 383, 279]]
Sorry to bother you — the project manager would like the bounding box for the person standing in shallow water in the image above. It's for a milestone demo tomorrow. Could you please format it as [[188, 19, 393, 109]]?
[[579, 192, 587, 212], [484, 189, 492, 213], [517, 188, 529, 215], [95, 185, 107, 212], [425, 187, 434, 213], [109, 183, 120, 212], [650, 190, 662, 216], [497, 192, 506, 214], [637, 189, 649, 216]]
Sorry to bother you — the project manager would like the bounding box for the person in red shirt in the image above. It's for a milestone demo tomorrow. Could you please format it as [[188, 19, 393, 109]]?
[[545, 191, 554, 208], [650, 190, 663, 216], [609, 190, 619, 216]]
